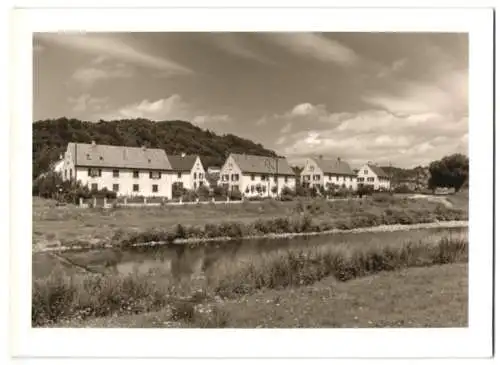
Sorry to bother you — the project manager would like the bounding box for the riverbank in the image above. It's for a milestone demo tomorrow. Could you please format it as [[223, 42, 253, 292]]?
[[33, 193, 468, 251], [33, 232, 467, 326], [33, 220, 468, 253], [46, 263, 468, 328]]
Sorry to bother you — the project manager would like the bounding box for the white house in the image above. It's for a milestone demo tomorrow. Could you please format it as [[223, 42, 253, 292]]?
[[61, 141, 174, 198], [357, 163, 391, 191], [167, 154, 208, 191], [300, 156, 358, 191], [218, 153, 296, 198]]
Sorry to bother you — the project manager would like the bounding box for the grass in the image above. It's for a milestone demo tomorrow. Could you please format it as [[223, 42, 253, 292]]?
[[33, 194, 468, 251], [55, 263, 468, 328], [33, 232, 468, 327]]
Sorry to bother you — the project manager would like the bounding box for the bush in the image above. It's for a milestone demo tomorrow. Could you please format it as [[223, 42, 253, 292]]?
[[394, 185, 413, 194], [229, 189, 242, 201], [182, 189, 198, 202], [197, 185, 210, 200], [280, 186, 296, 201]]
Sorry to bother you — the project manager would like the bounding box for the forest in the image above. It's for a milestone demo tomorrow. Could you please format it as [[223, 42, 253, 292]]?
[[33, 117, 278, 179]]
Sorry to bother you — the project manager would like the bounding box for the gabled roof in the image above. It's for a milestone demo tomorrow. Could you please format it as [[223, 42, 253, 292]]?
[[229, 153, 295, 176], [368, 164, 389, 178], [68, 142, 171, 170], [167, 155, 199, 172], [312, 157, 356, 176]]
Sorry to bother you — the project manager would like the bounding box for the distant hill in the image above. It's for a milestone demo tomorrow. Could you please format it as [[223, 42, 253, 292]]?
[[33, 118, 279, 179]]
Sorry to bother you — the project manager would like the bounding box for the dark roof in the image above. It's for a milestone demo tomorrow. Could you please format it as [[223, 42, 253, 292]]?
[[68, 142, 171, 170], [230, 153, 295, 176], [167, 155, 199, 172], [312, 157, 356, 176], [368, 164, 389, 178]]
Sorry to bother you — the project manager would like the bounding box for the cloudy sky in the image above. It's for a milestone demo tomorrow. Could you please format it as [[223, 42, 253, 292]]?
[[33, 32, 468, 168]]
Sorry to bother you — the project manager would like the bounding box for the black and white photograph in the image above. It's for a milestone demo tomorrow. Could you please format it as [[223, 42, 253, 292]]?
[[8, 5, 494, 360], [32, 30, 470, 329]]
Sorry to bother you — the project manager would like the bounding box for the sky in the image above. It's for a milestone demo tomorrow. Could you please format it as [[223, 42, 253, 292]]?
[[33, 32, 468, 168]]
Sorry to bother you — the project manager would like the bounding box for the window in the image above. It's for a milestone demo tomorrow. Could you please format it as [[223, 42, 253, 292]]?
[[336, 176, 339, 181], [261, 175, 266, 181], [251, 174, 255, 181], [91, 183, 98, 191], [133, 184, 139, 192], [313, 174, 321, 181], [113, 169, 119, 178], [250, 185, 255, 193], [152, 184, 158, 193], [303, 175, 310, 181], [358, 177, 365, 182], [329, 175, 332, 180], [364, 170, 368, 175], [262, 186, 267, 193], [177, 172, 182, 179], [112, 184, 119, 192], [222, 174, 229, 181], [199, 181, 203, 187], [232, 174, 240, 181], [69, 169, 73, 180], [99, 156, 103, 161], [231, 185, 239, 192], [88, 168, 101, 177], [199, 173, 204, 180], [284, 176, 288, 183], [273, 176, 277, 183], [64, 170, 67, 179], [133, 170, 139, 178], [86, 154, 91, 160], [367, 177, 375, 182], [150, 171, 161, 179], [193, 173, 197, 180]]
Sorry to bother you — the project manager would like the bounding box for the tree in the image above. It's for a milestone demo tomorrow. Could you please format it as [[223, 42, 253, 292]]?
[[428, 154, 469, 193], [197, 184, 210, 199]]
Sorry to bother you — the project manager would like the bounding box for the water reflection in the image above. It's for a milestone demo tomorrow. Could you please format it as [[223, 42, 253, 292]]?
[[33, 227, 467, 280]]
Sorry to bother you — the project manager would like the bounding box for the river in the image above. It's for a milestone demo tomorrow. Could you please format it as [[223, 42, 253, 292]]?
[[32, 226, 467, 280]]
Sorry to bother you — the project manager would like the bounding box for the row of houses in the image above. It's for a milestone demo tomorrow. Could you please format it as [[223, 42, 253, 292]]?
[[58, 141, 391, 199]]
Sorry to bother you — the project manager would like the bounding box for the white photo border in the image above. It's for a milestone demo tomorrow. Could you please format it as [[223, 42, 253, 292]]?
[[10, 7, 493, 359]]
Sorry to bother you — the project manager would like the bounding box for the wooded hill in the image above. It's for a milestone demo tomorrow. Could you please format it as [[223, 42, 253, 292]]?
[[33, 118, 278, 179]]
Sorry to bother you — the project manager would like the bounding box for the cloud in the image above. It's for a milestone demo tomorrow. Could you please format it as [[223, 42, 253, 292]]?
[[68, 94, 109, 112], [265, 97, 467, 168], [362, 69, 468, 116], [71, 63, 134, 87], [37, 33, 192, 74], [211, 34, 274, 64], [376, 58, 407, 78], [269, 33, 360, 66], [98, 94, 231, 126]]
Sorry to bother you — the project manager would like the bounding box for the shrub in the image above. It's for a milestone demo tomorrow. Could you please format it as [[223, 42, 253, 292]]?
[[229, 189, 242, 201], [182, 189, 198, 202], [197, 185, 210, 200]]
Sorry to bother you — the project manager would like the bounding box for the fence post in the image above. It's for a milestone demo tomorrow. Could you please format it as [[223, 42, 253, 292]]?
[[124, 197, 127, 205], [226, 196, 230, 203], [212, 197, 215, 203], [144, 197, 147, 205], [79, 197, 83, 207], [180, 197, 183, 205], [93, 197, 97, 207], [104, 197, 107, 207]]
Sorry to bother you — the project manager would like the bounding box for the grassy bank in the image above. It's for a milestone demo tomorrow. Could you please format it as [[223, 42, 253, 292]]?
[[33, 194, 468, 251], [33, 231, 467, 326], [52, 263, 468, 328]]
